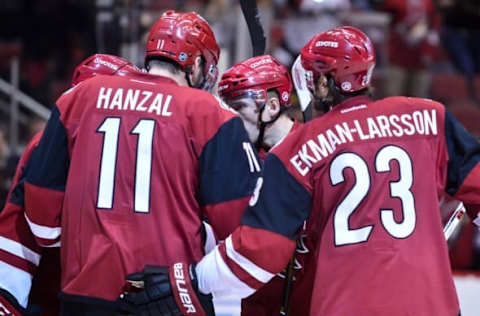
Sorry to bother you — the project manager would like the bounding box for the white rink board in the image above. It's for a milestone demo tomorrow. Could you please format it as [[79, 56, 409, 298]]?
[[454, 273, 480, 316], [214, 295, 241, 316], [214, 273, 480, 316]]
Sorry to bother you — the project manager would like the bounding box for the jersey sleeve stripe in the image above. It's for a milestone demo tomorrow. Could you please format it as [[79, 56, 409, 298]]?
[[231, 226, 296, 274], [196, 246, 256, 299], [43, 241, 61, 248], [225, 236, 274, 283], [0, 250, 37, 275], [204, 196, 250, 240], [219, 242, 264, 290], [24, 214, 61, 241], [0, 261, 32, 308], [0, 236, 41, 266]]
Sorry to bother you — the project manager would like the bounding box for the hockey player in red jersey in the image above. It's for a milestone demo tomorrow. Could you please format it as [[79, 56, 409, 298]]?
[[0, 54, 140, 316], [21, 10, 259, 316], [218, 55, 298, 161], [211, 54, 297, 240], [129, 26, 480, 316], [70, 54, 140, 87], [217, 54, 313, 315]]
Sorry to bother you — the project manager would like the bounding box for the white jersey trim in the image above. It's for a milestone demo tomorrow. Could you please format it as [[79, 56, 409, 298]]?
[[0, 261, 32, 308], [43, 241, 61, 248], [225, 236, 274, 283], [24, 214, 61, 241], [0, 236, 41, 266], [196, 247, 255, 299], [203, 221, 217, 254]]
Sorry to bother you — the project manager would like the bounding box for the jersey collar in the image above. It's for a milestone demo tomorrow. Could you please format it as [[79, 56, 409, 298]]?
[[332, 95, 373, 113], [127, 71, 179, 86]]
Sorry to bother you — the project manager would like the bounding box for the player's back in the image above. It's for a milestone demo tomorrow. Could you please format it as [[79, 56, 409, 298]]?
[[57, 74, 233, 301], [273, 95, 458, 315]]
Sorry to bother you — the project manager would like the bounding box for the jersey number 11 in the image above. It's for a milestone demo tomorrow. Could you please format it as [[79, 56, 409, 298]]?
[[96, 117, 155, 213]]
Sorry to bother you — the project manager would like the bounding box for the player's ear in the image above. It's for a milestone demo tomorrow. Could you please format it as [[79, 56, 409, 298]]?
[[266, 96, 281, 116], [189, 56, 204, 84], [194, 56, 202, 70], [315, 74, 329, 99]]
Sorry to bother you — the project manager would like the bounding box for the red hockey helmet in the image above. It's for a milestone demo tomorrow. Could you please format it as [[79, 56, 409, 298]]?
[[71, 54, 139, 86], [145, 10, 220, 91], [300, 26, 375, 93], [218, 55, 292, 109]]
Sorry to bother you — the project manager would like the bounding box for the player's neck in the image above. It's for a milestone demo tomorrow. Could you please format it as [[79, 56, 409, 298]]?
[[263, 115, 293, 147], [148, 66, 189, 87]]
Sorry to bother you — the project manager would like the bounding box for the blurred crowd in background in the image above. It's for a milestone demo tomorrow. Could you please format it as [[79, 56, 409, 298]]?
[[0, 0, 479, 270]]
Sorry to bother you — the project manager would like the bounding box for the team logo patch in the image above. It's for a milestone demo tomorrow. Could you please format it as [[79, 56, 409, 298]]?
[[341, 81, 352, 91], [179, 52, 187, 61], [282, 91, 289, 102]]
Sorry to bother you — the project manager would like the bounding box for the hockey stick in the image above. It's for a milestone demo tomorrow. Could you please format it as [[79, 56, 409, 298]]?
[[238, 3, 296, 313], [239, 0, 266, 56], [279, 249, 296, 316]]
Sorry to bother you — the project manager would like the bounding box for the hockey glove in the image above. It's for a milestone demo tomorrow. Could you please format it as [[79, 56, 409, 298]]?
[[0, 288, 27, 316], [120, 263, 214, 316]]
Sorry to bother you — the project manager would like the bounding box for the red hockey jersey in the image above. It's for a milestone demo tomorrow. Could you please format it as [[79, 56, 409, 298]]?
[[0, 132, 61, 315], [0, 133, 43, 308], [197, 95, 480, 315], [240, 119, 315, 316], [23, 72, 260, 303]]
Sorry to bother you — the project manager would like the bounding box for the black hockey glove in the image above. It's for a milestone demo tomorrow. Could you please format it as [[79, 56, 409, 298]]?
[[119, 263, 214, 316], [0, 288, 27, 316]]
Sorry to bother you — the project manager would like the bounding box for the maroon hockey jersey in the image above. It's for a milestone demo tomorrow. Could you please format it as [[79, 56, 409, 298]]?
[[0, 132, 61, 315], [23, 72, 260, 303], [240, 119, 315, 316], [197, 95, 480, 316]]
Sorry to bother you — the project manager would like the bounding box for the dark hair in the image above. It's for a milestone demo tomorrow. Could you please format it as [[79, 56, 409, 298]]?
[[314, 76, 370, 112], [267, 89, 292, 113], [266, 89, 279, 101], [146, 57, 183, 74]]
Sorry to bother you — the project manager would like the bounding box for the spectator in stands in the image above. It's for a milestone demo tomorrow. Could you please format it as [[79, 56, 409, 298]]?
[[438, 0, 480, 104], [378, 0, 440, 98], [276, 0, 351, 67]]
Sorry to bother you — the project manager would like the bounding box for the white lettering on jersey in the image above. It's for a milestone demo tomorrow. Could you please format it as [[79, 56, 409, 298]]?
[[249, 177, 263, 206], [290, 155, 309, 176], [354, 119, 370, 140], [136, 91, 152, 111], [124, 89, 140, 110], [95, 87, 174, 117], [290, 110, 438, 176], [110, 88, 124, 110], [96, 87, 112, 109]]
